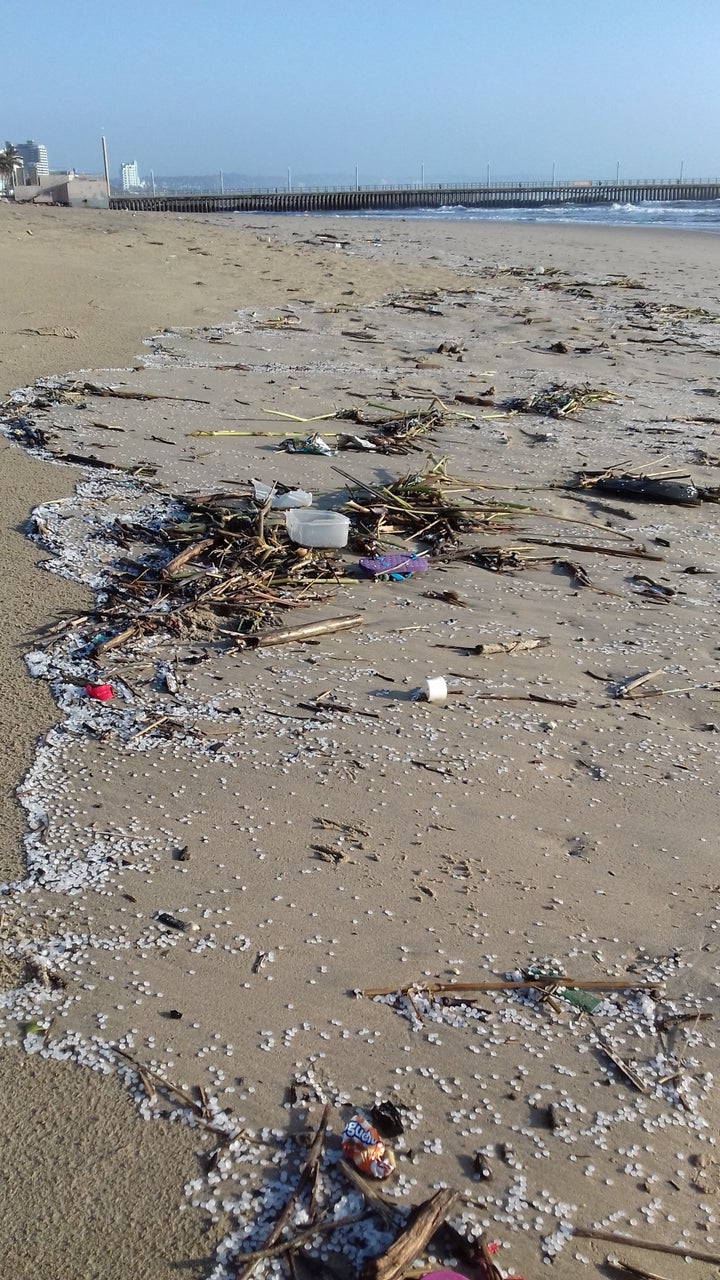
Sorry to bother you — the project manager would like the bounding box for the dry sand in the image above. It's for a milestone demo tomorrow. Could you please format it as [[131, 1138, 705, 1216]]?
[[1, 201, 719, 1279]]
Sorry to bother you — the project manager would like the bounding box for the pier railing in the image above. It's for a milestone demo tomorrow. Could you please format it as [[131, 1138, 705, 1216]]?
[[109, 179, 720, 215]]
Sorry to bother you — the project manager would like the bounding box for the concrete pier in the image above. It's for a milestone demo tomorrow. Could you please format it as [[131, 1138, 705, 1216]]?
[[109, 179, 720, 216]]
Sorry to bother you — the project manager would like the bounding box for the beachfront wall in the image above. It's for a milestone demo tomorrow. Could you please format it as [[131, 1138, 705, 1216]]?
[[109, 180, 720, 215], [13, 175, 108, 208], [13, 176, 69, 204], [65, 178, 109, 209]]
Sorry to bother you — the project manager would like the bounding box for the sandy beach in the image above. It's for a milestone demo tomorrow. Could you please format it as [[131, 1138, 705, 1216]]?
[[1, 201, 719, 1280]]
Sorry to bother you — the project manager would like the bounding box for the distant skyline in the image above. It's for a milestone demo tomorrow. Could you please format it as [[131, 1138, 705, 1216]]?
[[4, 1, 720, 183]]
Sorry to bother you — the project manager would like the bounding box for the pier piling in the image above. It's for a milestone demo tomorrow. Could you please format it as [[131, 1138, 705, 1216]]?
[[109, 179, 720, 216]]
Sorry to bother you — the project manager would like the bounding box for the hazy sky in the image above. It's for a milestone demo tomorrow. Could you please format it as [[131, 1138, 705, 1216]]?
[[4, 0, 719, 182]]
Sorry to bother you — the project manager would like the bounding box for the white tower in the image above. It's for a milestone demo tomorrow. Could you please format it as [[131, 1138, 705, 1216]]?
[[120, 160, 140, 190]]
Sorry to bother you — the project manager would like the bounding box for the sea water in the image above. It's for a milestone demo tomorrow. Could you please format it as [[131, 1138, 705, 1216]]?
[[327, 199, 720, 234]]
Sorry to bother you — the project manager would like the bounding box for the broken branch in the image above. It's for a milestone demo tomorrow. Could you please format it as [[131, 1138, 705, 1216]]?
[[361, 1187, 460, 1280], [239, 614, 364, 649], [234, 1105, 330, 1280], [362, 976, 663, 998], [232, 1210, 366, 1272], [573, 1225, 720, 1266]]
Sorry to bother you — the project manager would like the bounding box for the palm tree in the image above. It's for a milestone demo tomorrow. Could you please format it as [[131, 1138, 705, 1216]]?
[[0, 144, 22, 193]]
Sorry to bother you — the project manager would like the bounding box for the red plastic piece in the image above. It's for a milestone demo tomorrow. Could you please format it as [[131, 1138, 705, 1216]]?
[[85, 683, 114, 702]]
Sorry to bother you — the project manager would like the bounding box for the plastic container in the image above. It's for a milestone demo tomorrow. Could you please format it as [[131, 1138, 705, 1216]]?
[[252, 479, 313, 509], [286, 509, 350, 548]]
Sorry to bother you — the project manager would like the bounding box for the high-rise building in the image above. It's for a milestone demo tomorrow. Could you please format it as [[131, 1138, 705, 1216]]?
[[120, 160, 140, 190], [15, 139, 49, 177]]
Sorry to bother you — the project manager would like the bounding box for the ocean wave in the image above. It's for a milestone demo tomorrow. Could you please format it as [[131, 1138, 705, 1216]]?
[[341, 199, 720, 233]]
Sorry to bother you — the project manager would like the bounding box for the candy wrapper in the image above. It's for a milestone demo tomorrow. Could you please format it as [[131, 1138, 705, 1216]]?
[[342, 1113, 396, 1179]]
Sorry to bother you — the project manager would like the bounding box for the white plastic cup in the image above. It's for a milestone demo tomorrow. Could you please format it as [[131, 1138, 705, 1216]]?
[[422, 676, 448, 704]]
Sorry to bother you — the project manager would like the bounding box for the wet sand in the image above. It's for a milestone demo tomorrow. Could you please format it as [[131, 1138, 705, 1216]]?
[[1, 201, 719, 1279]]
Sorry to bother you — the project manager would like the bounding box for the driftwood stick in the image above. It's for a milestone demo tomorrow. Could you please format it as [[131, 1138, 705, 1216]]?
[[595, 1039, 648, 1093], [162, 536, 215, 576], [114, 1046, 203, 1113], [607, 1258, 674, 1280], [243, 613, 364, 649], [630, 683, 719, 699], [437, 636, 549, 656], [658, 1010, 712, 1028], [129, 715, 170, 743], [615, 669, 664, 698], [306, 1110, 329, 1225], [232, 1211, 366, 1270], [473, 636, 550, 656], [463, 689, 577, 707], [433, 1220, 498, 1279], [521, 536, 663, 560], [234, 1105, 330, 1280], [79, 382, 210, 405], [93, 623, 141, 657], [339, 1161, 497, 1274], [362, 1187, 460, 1280], [298, 701, 381, 720], [478, 1234, 505, 1280], [287, 1254, 345, 1280], [113, 1048, 252, 1146], [338, 1159, 398, 1227], [573, 1225, 720, 1266], [134, 1064, 158, 1107], [555, 557, 623, 596], [362, 976, 664, 999], [315, 817, 370, 837]]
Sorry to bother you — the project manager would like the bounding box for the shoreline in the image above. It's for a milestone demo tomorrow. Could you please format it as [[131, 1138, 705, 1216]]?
[[2, 204, 719, 1279]]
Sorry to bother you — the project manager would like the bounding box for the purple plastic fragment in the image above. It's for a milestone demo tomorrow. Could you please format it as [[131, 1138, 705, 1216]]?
[[358, 553, 429, 579]]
